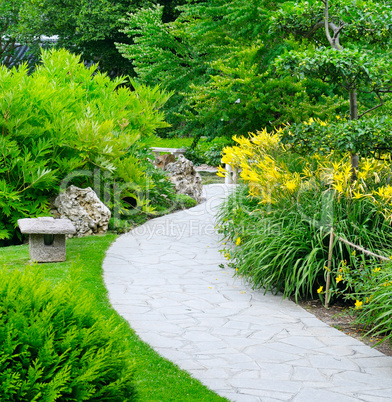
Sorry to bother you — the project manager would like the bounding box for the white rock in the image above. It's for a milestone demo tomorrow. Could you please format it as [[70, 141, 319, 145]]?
[[52, 185, 111, 237], [165, 155, 203, 203]]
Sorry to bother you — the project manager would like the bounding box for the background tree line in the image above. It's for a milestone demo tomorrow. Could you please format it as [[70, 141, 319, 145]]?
[[117, 0, 392, 149], [2, 0, 392, 148], [0, 0, 190, 76]]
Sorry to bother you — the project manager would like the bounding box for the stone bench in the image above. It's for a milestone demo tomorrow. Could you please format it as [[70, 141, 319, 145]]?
[[18, 217, 76, 262], [224, 163, 240, 185], [151, 147, 187, 158]]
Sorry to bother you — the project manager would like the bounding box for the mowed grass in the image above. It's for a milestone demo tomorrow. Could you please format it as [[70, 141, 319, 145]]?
[[199, 171, 225, 185], [148, 136, 194, 148], [0, 235, 227, 401]]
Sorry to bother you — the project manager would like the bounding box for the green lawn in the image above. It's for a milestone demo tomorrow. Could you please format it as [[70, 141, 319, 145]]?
[[148, 136, 194, 149], [199, 171, 225, 185], [1, 235, 227, 401]]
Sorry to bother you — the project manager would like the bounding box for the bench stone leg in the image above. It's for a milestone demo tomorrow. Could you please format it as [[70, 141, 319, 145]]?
[[232, 167, 238, 184], [225, 164, 233, 185], [225, 164, 238, 185], [29, 234, 67, 262]]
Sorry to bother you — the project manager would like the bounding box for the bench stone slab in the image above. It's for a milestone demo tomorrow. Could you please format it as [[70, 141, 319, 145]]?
[[18, 217, 76, 235], [151, 147, 187, 157]]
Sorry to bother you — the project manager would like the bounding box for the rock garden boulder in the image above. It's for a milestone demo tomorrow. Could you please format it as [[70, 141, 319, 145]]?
[[52, 185, 111, 237], [165, 155, 203, 203]]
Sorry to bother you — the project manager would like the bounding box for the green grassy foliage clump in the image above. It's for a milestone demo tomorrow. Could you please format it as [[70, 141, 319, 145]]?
[[0, 267, 136, 401], [359, 264, 392, 344], [173, 194, 198, 209], [218, 184, 332, 300], [219, 179, 392, 301], [217, 131, 392, 301]]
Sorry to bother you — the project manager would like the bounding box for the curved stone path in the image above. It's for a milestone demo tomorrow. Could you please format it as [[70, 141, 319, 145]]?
[[103, 184, 392, 402]]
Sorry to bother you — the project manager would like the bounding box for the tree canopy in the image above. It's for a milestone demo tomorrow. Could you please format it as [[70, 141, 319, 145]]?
[[274, 0, 392, 161], [5, 0, 392, 157], [118, 0, 345, 139], [0, 0, 21, 66], [1, 0, 188, 74]]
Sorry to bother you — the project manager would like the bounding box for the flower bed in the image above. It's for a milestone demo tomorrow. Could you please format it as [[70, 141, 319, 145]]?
[[217, 129, 392, 345]]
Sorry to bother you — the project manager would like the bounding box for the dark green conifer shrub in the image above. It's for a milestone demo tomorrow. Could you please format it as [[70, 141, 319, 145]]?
[[0, 268, 137, 401]]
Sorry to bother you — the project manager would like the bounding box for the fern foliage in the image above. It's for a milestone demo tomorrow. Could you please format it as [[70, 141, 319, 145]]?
[[0, 267, 137, 401]]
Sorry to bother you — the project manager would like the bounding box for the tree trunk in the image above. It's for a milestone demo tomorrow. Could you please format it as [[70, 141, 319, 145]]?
[[350, 154, 359, 180], [349, 90, 358, 120], [349, 90, 358, 180], [325, 1, 359, 179]]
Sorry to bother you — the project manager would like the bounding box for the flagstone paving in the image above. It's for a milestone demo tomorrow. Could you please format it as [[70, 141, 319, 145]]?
[[103, 184, 392, 402]]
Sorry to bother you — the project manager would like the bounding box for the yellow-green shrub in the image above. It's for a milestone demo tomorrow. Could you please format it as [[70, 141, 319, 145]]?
[[0, 48, 170, 244]]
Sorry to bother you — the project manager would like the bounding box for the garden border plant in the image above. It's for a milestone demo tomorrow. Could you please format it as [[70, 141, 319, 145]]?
[[0, 266, 137, 401], [217, 128, 392, 347]]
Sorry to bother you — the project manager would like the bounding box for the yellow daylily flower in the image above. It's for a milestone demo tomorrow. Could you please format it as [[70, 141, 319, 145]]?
[[355, 300, 363, 309], [333, 183, 344, 193], [284, 180, 298, 191], [352, 190, 362, 199], [317, 286, 323, 294]]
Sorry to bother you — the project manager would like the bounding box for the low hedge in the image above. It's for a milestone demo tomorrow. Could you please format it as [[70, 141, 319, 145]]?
[[0, 267, 136, 401]]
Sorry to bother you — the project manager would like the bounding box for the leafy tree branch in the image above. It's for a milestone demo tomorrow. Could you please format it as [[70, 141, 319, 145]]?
[[274, 0, 392, 170]]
